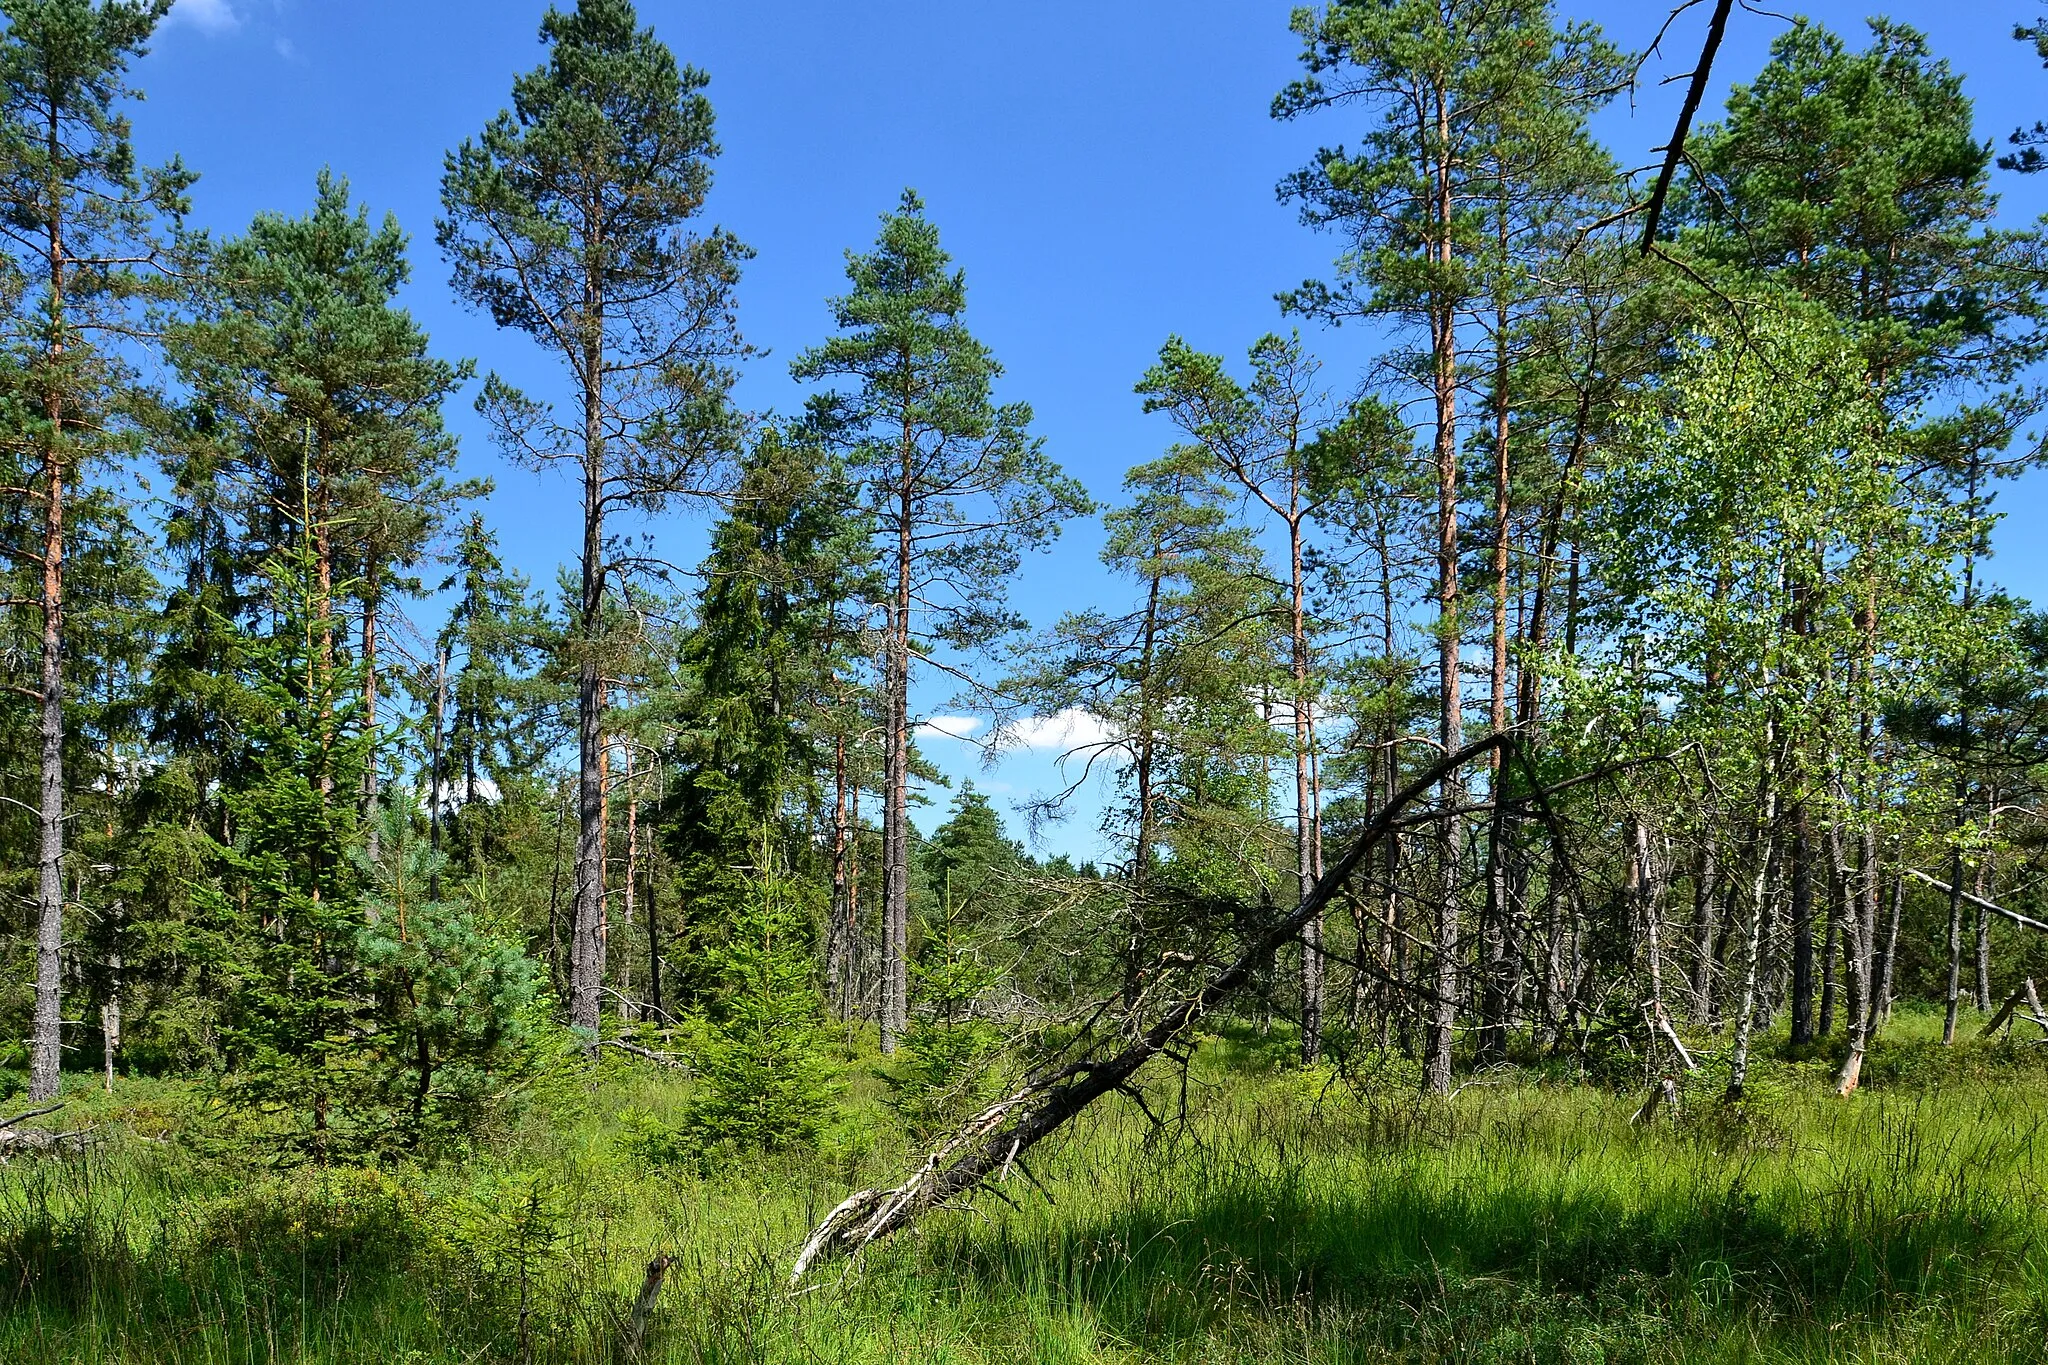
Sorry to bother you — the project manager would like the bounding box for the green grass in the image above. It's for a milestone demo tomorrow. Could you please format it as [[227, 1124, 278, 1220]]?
[[5, 1009, 2048, 1363]]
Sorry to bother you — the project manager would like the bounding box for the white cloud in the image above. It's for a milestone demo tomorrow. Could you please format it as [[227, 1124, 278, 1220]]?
[[1004, 707, 1117, 753], [1259, 694, 1335, 731], [166, 0, 240, 33], [916, 715, 983, 741]]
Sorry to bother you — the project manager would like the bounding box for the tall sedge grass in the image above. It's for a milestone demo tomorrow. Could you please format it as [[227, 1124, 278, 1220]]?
[[3, 1009, 2046, 1363]]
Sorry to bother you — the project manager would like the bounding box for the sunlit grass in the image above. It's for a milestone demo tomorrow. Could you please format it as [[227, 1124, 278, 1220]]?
[[4, 1010, 2047, 1362]]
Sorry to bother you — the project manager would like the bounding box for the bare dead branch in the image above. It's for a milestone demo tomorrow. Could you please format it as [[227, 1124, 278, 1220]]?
[[1905, 869, 2048, 934], [1640, 0, 1735, 254], [789, 733, 1516, 1283]]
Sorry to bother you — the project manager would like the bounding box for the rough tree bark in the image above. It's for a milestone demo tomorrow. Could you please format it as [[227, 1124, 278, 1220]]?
[[828, 731, 851, 1020], [28, 97, 69, 1104], [880, 429, 915, 1053], [1425, 81, 1464, 1098], [570, 334, 608, 1047]]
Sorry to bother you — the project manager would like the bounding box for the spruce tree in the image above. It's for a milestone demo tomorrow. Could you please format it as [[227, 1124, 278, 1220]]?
[[681, 867, 832, 1156], [662, 426, 864, 1006], [437, 513, 544, 826], [894, 785, 1016, 1135], [439, 0, 749, 1046], [203, 496, 372, 1158]]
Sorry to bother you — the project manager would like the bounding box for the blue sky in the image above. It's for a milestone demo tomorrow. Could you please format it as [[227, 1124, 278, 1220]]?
[[129, 0, 2048, 858]]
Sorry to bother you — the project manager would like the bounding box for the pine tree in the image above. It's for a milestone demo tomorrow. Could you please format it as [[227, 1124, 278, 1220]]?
[[793, 191, 1090, 1052], [1025, 441, 1277, 1011], [169, 170, 470, 829], [0, 0, 190, 1100], [353, 794, 541, 1151], [1138, 333, 1344, 1062], [1685, 19, 2042, 415], [440, 0, 749, 1047], [1274, 0, 1625, 1094]]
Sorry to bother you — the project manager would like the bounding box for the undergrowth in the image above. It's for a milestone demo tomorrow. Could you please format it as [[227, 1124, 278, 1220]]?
[[2, 1006, 2046, 1362]]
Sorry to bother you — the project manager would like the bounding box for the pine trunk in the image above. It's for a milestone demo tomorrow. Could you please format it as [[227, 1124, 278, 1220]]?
[[880, 437, 915, 1054], [361, 581, 381, 862], [1291, 510, 1322, 1064], [829, 731, 851, 1021], [29, 158, 67, 1104], [1424, 88, 1462, 1098], [570, 354, 607, 1047]]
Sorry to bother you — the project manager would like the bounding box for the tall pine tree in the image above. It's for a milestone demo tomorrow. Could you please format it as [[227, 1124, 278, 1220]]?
[[793, 191, 1089, 1052], [439, 0, 749, 1046], [0, 0, 188, 1099]]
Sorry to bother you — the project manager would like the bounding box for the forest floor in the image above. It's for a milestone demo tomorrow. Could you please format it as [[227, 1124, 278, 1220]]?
[[3, 1008, 2047, 1364]]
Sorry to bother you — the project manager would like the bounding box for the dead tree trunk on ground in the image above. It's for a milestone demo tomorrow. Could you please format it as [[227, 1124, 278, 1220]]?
[[792, 735, 1518, 1282]]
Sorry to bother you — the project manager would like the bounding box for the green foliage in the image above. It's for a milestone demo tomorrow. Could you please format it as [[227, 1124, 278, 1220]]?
[[1583, 304, 1965, 777], [169, 168, 468, 578], [7, 1040, 2048, 1362], [885, 786, 1021, 1134], [0, 0, 193, 359], [658, 427, 866, 1007], [1273, 0, 1625, 329], [436, 512, 546, 822], [793, 188, 1091, 654], [353, 794, 543, 1152], [682, 872, 834, 1156], [892, 879, 1004, 1139], [1684, 18, 2043, 423], [199, 526, 373, 1159], [438, 0, 748, 474]]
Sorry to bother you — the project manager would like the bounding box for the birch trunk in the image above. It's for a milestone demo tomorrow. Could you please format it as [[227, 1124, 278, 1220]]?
[[1726, 721, 1779, 1102]]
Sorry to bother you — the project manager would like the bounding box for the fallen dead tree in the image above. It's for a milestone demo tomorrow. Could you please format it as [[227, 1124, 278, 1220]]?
[[1979, 978, 2048, 1040], [791, 735, 1518, 1284], [0, 1102, 90, 1159]]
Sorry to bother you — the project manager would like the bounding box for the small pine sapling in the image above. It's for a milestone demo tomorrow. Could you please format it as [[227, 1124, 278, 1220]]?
[[354, 793, 542, 1151]]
